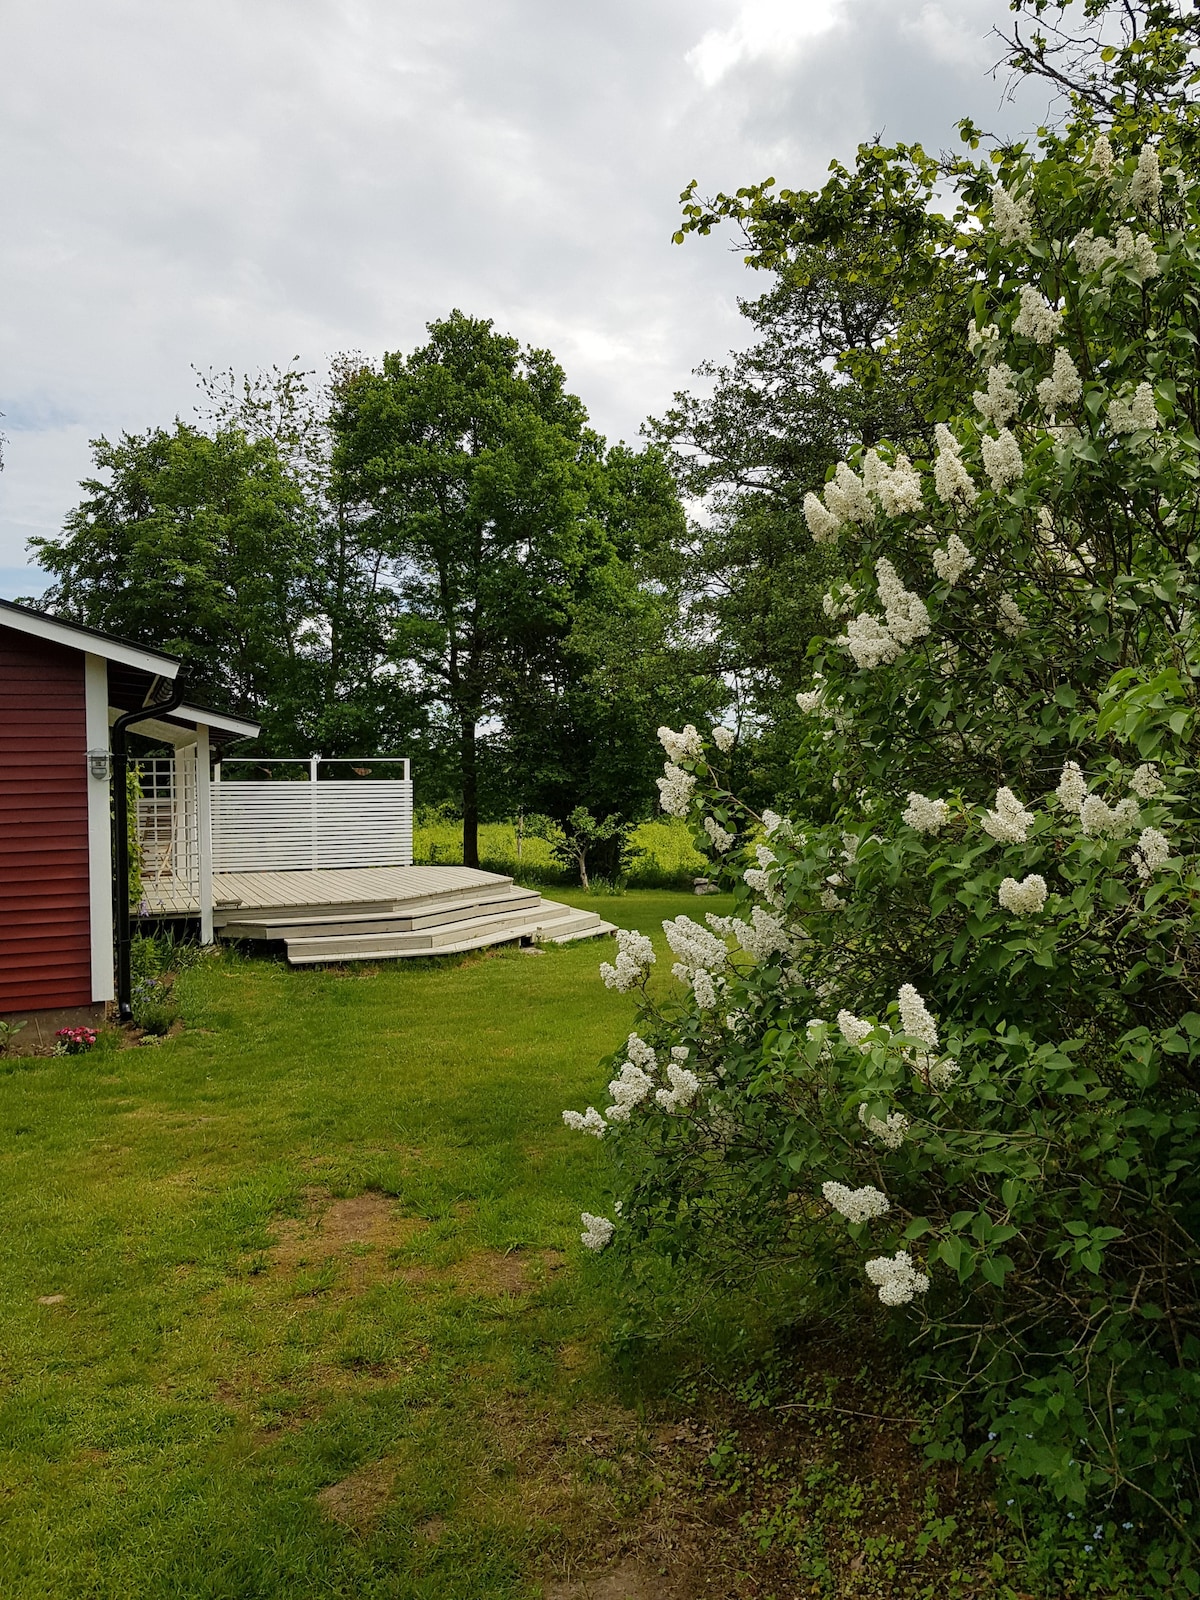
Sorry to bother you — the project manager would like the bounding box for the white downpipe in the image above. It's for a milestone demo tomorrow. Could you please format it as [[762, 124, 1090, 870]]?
[[196, 726, 213, 942]]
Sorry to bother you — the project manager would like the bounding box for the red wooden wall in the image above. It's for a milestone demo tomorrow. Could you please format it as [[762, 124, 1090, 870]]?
[[0, 626, 93, 1010]]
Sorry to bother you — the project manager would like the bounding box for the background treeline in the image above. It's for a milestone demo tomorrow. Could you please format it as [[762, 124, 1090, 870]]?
[[30, 117, 981, 875]]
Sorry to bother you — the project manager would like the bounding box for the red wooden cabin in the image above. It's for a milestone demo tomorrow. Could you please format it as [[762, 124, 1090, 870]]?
[[0, 600, 257, 1018]]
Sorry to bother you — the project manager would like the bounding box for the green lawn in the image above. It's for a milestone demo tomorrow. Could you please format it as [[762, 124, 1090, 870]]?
[[0, 890, 731, 1600]]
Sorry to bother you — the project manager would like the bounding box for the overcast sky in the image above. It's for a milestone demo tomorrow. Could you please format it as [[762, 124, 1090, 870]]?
[[0, 0, 1047, 598]]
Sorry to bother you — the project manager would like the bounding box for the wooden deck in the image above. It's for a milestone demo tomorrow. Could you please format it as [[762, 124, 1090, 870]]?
[[142, 865, 616, 963], [210, 864, 508, 919]]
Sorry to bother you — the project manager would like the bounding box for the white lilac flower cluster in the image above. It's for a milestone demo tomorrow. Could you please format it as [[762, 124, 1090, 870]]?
[[838, 559, 930, 671], [562, 1106, 607, 1137], [933, 424, 978, 505], [605, 1035, 658, 1122], [600, 927, 656, 992], [902, 792, 949, 834], [1129, 143, 1162, 214], [865, 1250, 930, 1306], [1080, 794, 1140, 839], [711, 725, 736, 753], [1036, 347, 1083, 411], [565, 1035, 705, 1143], [715, 904, 793, 963], [998, 873, 1048, 914], [761, 809, 797, 843], [822, 1181, 890, 1223], [1131, 763, 1165, 799], [658, 724, 703, 763], [991, 182, 1033, 245], [862, 447, 924, 517], [796, 672, 835, 715], [1057, 760, 1087, 813], [996, 593, 1028, 637], [1012, 286, 1061, 344], [657, 763, 695, 818], [898, 984, 937, 1048], [664, 914, 727, 979], [657, 1052, 701, 1111], [704, 815, 735, 853], [1133, 827, 1170, 880], [839, 614, 901, 670], [967, 318, 1002, 361], [932, 533, 975, 586], [802, 449, 926, 545], [974, 361, 1022, 427], [876, 559, 931, 646], [981, 427, 1024, 492], [1071, 225, 1160, 283], [837, 1009, 884, 1051], [1107, 382, 1160, 434], [897, 985, 958, 1088], [859, 1104, 909, 1149], [822, 583, 857, 619], [580, 1212, 614, 1251], [983, 786, 1035, 844], [1090, 133, 1115, 179]]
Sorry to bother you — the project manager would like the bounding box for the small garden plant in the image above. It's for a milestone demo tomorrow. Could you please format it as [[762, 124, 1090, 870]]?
[[53, 1027, 97, 1056]]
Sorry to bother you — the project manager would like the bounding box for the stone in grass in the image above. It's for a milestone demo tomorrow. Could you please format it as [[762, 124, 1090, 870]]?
[[36, 1294, 66, 1305]]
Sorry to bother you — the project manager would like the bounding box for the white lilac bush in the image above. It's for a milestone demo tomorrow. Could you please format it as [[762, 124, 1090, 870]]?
[[565, 126, 1200, 1531]]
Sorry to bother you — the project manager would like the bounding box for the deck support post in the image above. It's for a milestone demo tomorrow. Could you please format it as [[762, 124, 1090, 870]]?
[[196, 726, 213, 943]]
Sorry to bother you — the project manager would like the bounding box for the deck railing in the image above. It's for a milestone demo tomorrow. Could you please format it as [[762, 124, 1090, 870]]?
[[209, 757, 413, 875]]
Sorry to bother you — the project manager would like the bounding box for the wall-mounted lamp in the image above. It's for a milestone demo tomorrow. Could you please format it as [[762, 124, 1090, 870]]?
[[88, 748, 113, 780]]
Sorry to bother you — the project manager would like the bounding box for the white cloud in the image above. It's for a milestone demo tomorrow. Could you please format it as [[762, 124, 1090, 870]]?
[[687, 0, 846, 88], [0, 0, 1040, 595]]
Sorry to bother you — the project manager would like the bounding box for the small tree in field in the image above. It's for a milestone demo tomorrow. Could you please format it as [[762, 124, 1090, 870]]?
[[531, 807, 631, 891], [565, 32, 1200, 1569]]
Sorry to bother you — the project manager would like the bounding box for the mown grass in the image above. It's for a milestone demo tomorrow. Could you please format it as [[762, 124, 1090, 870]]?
[[0, 889, 1138, 1599], [0, 891, 727, 1599]]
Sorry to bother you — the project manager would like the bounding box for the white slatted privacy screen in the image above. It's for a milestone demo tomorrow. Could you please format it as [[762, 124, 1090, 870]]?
[[210, 779, 414, 873]]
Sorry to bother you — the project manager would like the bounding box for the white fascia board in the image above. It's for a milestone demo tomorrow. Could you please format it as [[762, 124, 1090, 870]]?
[[175, 704, 260, 739], [105, 706, 260, 744], [84, 654, 115, 1003], [0, 605, 179, 678]]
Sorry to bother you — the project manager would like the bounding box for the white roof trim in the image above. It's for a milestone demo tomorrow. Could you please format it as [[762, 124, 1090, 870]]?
[[0, 603, 180, 677], [107, 703, 261, 741], [175, 703, 260, 738]]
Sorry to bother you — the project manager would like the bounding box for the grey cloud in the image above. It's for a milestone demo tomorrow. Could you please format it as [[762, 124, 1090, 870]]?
[[1, 0, 1041, 593]]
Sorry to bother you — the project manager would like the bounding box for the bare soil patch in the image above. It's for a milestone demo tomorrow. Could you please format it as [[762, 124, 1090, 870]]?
[[315, 1456, 398, 1532], [543, 1557, 696, 1600], [269, 1191, 428, 1284]]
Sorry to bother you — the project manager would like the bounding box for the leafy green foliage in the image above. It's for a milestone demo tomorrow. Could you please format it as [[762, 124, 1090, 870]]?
[[581, 61, 1200, 1582]]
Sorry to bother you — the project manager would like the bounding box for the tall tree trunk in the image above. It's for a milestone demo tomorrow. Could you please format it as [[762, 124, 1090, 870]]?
[[461, 716, 479, 868]]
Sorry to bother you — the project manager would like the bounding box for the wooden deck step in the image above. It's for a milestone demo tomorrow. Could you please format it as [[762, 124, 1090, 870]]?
[[210, 863, 616, 966], [284, 902, 611, 960], [218, 886, 542, 942], [281, 901, 607, 962]]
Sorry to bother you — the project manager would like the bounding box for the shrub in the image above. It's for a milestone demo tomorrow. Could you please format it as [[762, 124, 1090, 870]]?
[[131, 978, 179, 1037], [565, 116, 1200, 1565]]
